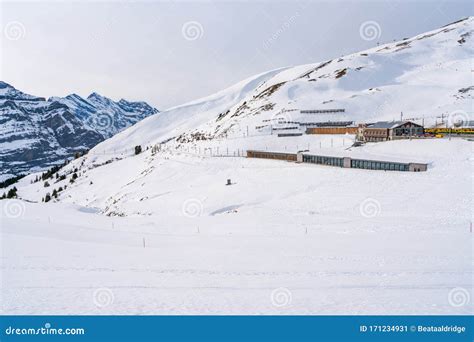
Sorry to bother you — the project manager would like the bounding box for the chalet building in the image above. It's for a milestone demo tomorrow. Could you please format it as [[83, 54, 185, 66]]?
[[358, 121, 424, 142]]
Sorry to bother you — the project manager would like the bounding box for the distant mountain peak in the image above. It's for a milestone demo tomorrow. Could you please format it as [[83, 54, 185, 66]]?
[[67, 93, 83, 99], [0, 83, 160, 179], [87, 92, 105, 100]]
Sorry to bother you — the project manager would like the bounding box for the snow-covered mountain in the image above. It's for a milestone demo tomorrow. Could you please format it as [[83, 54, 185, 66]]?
[[0, 83, 159, 180], [50, 92, 158, 139]]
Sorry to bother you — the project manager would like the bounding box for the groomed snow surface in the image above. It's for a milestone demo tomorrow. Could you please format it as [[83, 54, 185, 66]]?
[[0, 138, 472, 315]]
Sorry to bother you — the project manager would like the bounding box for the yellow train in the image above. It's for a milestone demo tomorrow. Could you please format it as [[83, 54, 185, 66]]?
[[424, 128, 474, 135]]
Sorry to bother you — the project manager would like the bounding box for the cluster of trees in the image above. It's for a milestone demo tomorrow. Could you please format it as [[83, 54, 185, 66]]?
[[33, 164, 80, 187], [0, 174, 22, 200], [74, 150, 88, 159], [0, 175, 25, 189], [43, 185, 66, 203], [0, 187, 18, 200], [2, 150, 89, 202], [40, 165, 62, 181], [31, 154, 81, 184]]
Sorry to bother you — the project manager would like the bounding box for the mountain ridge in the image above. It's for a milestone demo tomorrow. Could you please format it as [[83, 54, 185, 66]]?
[[0, 84, 159, 180]]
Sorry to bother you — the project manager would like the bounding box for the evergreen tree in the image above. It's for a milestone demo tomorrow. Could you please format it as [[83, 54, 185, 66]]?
[[7, 187, 17, 199], [135, 145, 142, 155]]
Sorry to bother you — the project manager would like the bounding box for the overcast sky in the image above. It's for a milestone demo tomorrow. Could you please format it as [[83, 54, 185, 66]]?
[[0, 0, 471, 109]]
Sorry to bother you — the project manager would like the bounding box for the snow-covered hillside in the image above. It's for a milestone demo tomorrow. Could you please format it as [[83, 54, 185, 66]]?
[[0, 83, 159, 180], [89, 16, 472, 156], [1, 137, 472, 314]]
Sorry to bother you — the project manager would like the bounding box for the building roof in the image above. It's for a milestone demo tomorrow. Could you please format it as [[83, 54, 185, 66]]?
[[367, 121, 422, 129]]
